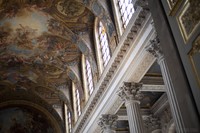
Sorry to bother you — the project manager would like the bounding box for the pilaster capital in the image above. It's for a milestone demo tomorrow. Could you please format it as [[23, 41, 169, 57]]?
[[117, 82, 144, 102], [98, 114, 118, 130], [143, 114, 161, 132], [145, 36, 164, 61]]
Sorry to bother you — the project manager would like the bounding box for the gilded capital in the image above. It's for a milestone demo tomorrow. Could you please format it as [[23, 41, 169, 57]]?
[[117, 82, 144, 102]]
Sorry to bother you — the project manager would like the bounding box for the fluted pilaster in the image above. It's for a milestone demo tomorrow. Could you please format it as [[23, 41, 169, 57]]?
[[145, 36, 186, 133], [118, 82, 145, 133]]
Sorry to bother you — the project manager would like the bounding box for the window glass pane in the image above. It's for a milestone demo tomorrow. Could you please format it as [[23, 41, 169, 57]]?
[[98, 21, 111, 67], [85, 59, 94, 95], [75, 88, 81, 116], [118, 0, 135, 28]]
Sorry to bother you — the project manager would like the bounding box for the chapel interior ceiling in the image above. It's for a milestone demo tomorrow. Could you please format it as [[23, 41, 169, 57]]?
[[0, 0, 97, 107]]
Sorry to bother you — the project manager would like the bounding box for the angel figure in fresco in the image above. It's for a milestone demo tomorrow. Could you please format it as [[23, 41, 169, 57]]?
[[15, 24, 37, 49]]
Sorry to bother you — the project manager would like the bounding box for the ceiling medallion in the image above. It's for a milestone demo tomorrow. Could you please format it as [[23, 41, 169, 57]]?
[[56, 0, 85, 18]]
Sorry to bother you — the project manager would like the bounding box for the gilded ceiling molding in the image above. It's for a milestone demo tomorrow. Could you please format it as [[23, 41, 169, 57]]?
[[73, 4, 151, 133]]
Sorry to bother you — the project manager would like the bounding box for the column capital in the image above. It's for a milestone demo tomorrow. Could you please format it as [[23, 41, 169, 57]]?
[[134, 0, 148, 9], [145, 36, 164, 62], [98, 114, 118, 130], [117, 82, 144, 102], [143, 114, 161, 132]]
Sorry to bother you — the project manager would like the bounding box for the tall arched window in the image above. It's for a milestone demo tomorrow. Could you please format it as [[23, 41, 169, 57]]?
[[81, 55, 95, 102], [118, 0, 135, 28], [64, 104, 72, 133], [67, 111, 72, 133], [72, 82, 81, 122], [98, 21, 111, 67], [85, 59, 94, 95], [75, 89, 81, 117]]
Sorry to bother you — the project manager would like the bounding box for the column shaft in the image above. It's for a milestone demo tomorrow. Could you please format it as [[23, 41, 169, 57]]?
[[125, 100, 145, 133], [158, 57, 185, 132]]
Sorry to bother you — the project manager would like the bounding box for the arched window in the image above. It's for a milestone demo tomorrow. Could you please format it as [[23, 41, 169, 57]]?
[[81, 55, 95, 102], [72, 82, 81, 122], [75, 89, 81, 117], [98, 21, 111, 67], [67, 111, 72, 133], [85, 59, 94, 95], [118, 0, 135, 28], [111, 0, 135, 35], [64, 104, 72, 133]]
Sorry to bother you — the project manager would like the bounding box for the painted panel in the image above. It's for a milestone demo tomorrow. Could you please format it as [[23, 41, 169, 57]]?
[[177, 0, 200, 43]]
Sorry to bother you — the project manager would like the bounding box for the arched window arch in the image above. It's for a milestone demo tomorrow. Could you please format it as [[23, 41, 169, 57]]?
[[81, 54, 94, 102], [111, 0, 135, 35], [94, 19, 111, 74], [72, 82, 81, 122]]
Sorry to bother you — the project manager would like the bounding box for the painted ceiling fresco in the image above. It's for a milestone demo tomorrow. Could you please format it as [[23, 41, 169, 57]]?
[[0, 106, 56, 133], [0, 0, 97, 107]]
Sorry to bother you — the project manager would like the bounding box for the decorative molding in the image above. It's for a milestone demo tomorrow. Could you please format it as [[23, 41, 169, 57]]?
[[167, 0, 183, 16]]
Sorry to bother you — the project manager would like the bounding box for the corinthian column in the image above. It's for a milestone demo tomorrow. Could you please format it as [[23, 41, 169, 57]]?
[[98, 114, 118, 133], [145, 36, 187, 133], [117, 82, 145, 133], [143, 114, 161, 133]]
